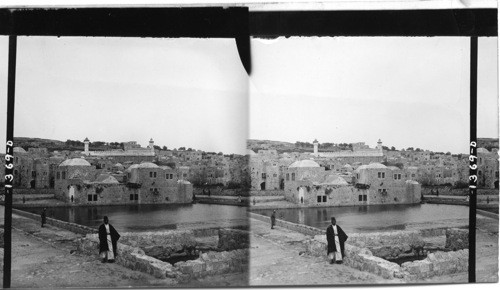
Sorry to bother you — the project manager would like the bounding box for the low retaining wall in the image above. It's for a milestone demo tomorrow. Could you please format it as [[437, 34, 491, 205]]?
[[305, 235, 403, 279], [304, 235, 468, 280], [401, 250, 468, 279], [175, 249, 249, 280], [477, 209, 499, 220], [249, 212, 322, 236], [13, 188, 56, 195], [78, 234, 178, 279], [78, 228, 250, 281], [12, 208, 96, 235]]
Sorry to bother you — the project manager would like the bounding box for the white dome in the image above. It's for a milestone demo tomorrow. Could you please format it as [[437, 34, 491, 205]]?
[[289, 160, 320, 168], [477, 148, 490, 154], [13, 147, 27, 153], [60, 158, 91, 167]]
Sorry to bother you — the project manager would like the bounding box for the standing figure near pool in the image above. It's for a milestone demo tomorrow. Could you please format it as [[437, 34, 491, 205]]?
[[326, 217, 348, 264], [98, 216, 121, 263]]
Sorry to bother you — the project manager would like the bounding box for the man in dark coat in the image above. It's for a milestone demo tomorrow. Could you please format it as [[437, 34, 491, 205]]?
[[270, 210, 276, 229], [41, 208, 47, 228], [98, 216, 120, 263], [326, 217, 348, 264]]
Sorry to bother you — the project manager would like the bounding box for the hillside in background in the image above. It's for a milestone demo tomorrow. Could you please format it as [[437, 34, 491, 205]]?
[[247, 139, 350, 154], [14, 137, 123, 152], [478, 138, 499, 151]]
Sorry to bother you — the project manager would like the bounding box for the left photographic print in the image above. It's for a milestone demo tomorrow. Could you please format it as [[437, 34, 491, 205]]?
[[0, 35, 250, 288]]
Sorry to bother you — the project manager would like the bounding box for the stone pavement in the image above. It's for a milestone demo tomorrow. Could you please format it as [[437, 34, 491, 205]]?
[[248, 217, 395, 285]]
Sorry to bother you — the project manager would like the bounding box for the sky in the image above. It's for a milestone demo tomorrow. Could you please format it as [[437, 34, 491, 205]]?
[[0, 36, 248, 154], [249, 37, 498, 154], [0, 36, 498, 155]]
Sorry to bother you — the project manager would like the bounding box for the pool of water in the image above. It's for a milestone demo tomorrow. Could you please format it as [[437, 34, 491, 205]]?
[[21, 203, 248, 233], [252, 204, 469, 233]]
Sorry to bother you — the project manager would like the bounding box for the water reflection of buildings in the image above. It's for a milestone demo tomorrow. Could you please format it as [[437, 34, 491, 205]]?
[[298, 209, 305, 224]]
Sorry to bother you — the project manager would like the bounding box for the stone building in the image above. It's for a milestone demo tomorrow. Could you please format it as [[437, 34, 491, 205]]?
[[284, 160, 421, 207], [81, 137, 155, 164], [54, 158, 193, 204], [477, 147, 499, 189], [311, 139, 384, 164]]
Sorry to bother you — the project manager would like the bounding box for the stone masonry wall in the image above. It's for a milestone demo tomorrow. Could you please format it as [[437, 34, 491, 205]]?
[[305, 235, 404, 279], [401, 250, 469, 280], [305, 235, 469, 280], [78, 234, 178, 279], [249, 212, 323, 236], [175, 249, 249, 281], [445, 228, 469, 250], [348, 231, 426, 260]]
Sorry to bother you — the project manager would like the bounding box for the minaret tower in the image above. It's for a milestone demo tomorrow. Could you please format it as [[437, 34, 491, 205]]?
[[377, 139, 383, 151], [149, 138, 155, 152], [313, 139, 319, 155], [84, 137, 90, 155]]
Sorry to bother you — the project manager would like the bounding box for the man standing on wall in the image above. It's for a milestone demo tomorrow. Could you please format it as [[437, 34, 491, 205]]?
[[98, 216, 121, 263], [326, 217, 348, 264], [271, 210, 276, 229]]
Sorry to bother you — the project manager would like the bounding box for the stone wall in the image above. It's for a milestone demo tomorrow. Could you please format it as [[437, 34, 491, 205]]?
[[175, 249, 249, 280], [401, 250, 469, 279], [12, 208, 96, 235], [348, 231, 426, 260], [304, 234, 468, 280], [218, 229, 249, 251], [445, 228, 469, 250], [249, 212, 323, 236], [78, 228, 250, 281], [304, 235, 404, 279], [13, 188, 56, 195], [78, 234, 178, 279]]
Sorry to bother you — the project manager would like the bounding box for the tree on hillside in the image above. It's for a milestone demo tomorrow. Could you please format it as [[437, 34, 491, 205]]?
[[391, 146, 396, 151], [162, 146, 168, 151]]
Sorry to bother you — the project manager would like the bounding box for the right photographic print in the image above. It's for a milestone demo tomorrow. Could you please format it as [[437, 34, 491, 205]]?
[[246, 36, 498, 285]]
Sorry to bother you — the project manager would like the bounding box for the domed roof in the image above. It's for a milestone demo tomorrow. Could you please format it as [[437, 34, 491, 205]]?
[[13, 147, 27, 153], [125, 164, 140, 172], [159, 165, 173, 170], [60, 158, 91, 167], [366, 163, 387, 169], [136, 162, 159, 169], [477, 148, 490, 154], [289, 160, 320, 168]]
